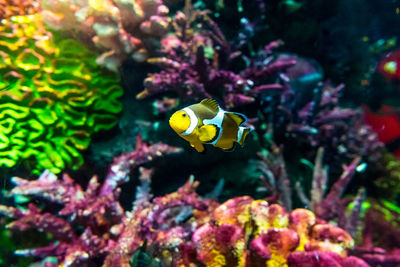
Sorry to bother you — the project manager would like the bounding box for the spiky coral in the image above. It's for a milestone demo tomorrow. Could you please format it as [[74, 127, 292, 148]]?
[[0, 14, 123, 173], [258, 79, 383, 169], [1, 176, 369, 267], [256, 144, 400, 267], [41, 0, 171, 71], [137, 6, 291, 108], [0, 136, 183, 266], [0, 140, 372, 266], [103, 176, 216, 266]]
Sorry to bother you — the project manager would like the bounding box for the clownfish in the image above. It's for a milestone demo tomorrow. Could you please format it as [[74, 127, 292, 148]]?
[[169, 99, 251, 152]]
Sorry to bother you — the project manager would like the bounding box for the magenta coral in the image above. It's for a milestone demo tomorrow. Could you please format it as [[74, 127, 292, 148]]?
[[0, 135, 372, 266], [192, 196, 364, 267], [137, 6, 292, 109], [0, 135, 183, 266], [0, 170, 370, 266]]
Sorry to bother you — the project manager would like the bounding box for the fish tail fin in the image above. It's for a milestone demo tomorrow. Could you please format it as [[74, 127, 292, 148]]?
[[238, 126, 251, 146]]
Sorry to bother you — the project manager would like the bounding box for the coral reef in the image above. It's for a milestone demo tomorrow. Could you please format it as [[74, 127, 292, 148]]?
[[256, 146, 361, 227], [192, 196, 366, 267], [256, 144, 400, 266], [0, 136, 183, 266], [137, 6, 292, 108], [0, 138, 372, 266], [0, 14, 123, 173], [258, 78, 383, 170], [41, 0, 171, 71], [0, 2, 398, 267], [138, 3, 383, 174]]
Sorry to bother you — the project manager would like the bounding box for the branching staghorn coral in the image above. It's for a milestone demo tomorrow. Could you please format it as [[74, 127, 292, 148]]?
[[0, 14, 123, 173], [257, 78, 383, 169], [41, 0, 171, 71], [0, 135, 183, 266], [256, 145, 400, 266], [137, 4, 292, 109], [0, 137, 372, 266]]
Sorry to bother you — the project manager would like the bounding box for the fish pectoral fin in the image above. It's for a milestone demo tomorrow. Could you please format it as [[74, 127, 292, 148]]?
[[191, 142, 205, 152], [198, 124, 219, 143], [226, 112, 247, 126]]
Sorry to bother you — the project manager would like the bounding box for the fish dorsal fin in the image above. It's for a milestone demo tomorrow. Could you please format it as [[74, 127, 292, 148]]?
[[200, 99, 219, 112], [226, 111, 247, 126]]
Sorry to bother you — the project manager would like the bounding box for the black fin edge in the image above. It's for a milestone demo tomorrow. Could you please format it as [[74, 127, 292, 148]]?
[[204, 124, 220, 144], [221, 142, 237, 152]]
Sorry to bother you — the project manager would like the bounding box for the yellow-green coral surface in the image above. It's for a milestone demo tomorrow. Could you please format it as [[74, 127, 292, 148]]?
[[0, 14, 123, 173]]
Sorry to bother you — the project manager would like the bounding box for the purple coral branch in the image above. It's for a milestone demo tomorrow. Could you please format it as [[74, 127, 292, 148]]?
[[345, 187, 365, 237], [326, 157, 360, 201], [256, 145, 292, 210], [310, 147, 328, 210], [245, 60, 297, 80], [100, 134, 182, 196]]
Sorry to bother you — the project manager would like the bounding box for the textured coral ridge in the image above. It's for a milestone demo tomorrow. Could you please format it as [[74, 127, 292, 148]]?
[[41, 0, 171, 71], [193, 196, 368, 267], [0, 14, 123, 173]]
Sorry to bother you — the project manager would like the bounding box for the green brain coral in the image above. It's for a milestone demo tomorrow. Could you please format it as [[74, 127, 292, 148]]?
[[0, 14, 123, 173]]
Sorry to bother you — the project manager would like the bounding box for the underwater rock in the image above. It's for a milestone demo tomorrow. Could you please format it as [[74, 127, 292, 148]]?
[[0, 14, 123, 173], [41, 0, 171, 71]]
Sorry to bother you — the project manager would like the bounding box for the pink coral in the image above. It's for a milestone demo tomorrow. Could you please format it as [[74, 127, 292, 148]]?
[[191, 197, 362, 267]]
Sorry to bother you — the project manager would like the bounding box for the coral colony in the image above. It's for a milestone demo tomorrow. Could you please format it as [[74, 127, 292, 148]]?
[[0, 1, 400, 267], [41, 0, 171, 71], [0, 14, 122, 173]]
